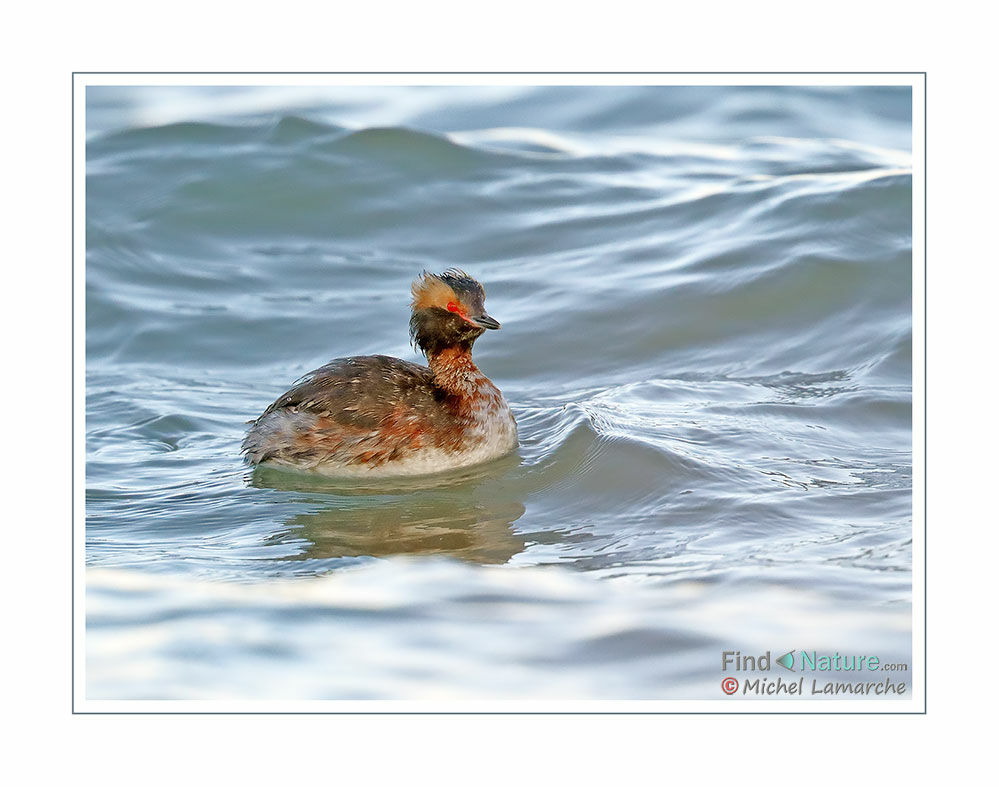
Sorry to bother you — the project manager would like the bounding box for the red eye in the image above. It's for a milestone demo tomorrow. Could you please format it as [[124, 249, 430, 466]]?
[[446, 301, 460, 313]]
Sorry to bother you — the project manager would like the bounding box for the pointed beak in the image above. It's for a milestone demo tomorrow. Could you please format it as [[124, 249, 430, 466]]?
[[472, 313, 501, 330]]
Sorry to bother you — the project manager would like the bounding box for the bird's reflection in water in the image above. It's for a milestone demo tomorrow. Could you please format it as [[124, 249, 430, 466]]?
[[249, 454, 527, 565]]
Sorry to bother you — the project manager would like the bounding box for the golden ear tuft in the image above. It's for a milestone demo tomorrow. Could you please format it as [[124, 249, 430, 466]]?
[[411, 271, 458, 311]]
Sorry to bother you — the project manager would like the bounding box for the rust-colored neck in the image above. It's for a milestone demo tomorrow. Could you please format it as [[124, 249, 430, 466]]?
[[428, 346, 482, 396]]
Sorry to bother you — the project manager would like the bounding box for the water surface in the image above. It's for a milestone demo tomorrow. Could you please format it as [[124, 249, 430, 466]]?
[[86, 85, 913, 701]]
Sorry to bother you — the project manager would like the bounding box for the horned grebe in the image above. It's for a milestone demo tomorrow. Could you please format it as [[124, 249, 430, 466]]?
[[242, 269, 518, 477]]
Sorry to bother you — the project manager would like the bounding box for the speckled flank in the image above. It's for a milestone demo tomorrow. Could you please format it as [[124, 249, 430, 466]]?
[[242, 272, 517, 477]]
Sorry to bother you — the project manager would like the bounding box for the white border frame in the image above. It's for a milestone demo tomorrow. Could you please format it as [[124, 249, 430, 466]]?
[[73, 72, 925, 713]]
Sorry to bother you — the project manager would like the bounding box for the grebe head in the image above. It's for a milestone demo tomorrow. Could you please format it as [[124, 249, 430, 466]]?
[[409, 268, 500, 357]]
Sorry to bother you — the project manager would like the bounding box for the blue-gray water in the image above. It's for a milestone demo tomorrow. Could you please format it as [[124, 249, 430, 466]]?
[[86, 85, 912, 701]]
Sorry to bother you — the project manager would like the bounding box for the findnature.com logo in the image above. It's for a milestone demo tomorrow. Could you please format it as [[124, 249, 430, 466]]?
[[719, 650, 909, 697]]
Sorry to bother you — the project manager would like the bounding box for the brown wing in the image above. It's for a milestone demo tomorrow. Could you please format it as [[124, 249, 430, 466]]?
[[242, 355, 455, 467], [258, 355, 440, 424]]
